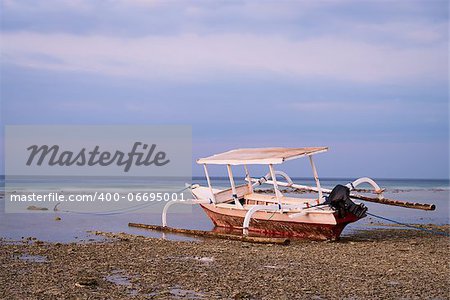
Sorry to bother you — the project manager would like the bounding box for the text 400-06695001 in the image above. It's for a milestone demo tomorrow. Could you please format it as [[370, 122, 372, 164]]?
[[93, 192, 187, 202]]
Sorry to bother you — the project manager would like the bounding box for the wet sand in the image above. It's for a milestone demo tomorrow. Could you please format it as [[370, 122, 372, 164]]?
[[1, 226, 449, 299]]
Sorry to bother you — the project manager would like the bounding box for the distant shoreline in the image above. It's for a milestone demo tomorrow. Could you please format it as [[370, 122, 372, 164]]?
[[0, 175, 449, 181]]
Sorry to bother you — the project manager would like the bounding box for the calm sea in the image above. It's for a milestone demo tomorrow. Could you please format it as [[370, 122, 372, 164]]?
[[0, 176, 448, 242]]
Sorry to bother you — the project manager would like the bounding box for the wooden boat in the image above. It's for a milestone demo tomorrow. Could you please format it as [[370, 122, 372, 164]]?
[[162, 147, 435, 241]]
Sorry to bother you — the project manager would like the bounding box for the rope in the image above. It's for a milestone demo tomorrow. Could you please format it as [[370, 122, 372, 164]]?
[[366, 212, 449, 237], [267, 211, 276, 221], [58, 200, 161, 216], [56, 185, 192, 216]]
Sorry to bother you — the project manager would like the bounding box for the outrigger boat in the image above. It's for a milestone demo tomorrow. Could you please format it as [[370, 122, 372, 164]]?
[[162, 147, 435, 241]]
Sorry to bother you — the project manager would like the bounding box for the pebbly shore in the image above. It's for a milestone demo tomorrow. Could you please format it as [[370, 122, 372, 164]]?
[[1, 226, 449, 299]]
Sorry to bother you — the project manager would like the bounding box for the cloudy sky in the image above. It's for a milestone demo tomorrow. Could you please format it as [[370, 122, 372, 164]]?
[[1, 0, 448, 178]]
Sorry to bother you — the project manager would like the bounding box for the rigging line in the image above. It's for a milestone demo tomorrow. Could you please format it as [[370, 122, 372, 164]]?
[[59, 200, 162, 216], [267, 211, 276, 221], [56, 184, 193, 216], [366, 212, 449, 237]]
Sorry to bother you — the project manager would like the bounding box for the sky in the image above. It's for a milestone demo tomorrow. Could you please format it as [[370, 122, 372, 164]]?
[[0, 0, 449, 179]]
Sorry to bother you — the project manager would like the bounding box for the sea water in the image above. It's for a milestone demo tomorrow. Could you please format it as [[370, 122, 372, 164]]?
[[0, 176, 448, 242]]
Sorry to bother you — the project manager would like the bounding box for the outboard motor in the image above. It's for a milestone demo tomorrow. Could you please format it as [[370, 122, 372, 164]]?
[[325, 185, 368, 218]]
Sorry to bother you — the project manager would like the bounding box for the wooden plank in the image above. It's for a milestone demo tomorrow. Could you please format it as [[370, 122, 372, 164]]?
[[128, 223, 290, 245]]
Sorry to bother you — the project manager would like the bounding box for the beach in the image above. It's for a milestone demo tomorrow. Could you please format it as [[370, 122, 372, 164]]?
[[2, 0, 449, 299], [1, 226, 448, 300], [1, 179, 449, 299]]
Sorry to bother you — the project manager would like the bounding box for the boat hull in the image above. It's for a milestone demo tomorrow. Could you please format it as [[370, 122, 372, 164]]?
[[200, 204, 360, 241]]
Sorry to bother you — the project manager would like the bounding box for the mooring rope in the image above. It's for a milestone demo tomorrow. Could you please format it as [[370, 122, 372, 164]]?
[[55, 185, 192, 216], [366, 212, 449, 237]]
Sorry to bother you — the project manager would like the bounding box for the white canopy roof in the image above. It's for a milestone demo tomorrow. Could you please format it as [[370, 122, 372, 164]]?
[[197, 147, 328, 165]]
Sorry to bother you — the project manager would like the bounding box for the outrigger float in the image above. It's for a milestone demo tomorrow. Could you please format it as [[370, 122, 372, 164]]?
[[159, 147, 435, 241]]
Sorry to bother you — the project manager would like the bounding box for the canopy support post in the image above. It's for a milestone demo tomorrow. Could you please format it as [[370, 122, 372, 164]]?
[[269, 164, 282, 205], [244, 164, 253, 194], [227, 164, 243, 208], [308, 155, 323, 202], [203, 164, 216, 204]]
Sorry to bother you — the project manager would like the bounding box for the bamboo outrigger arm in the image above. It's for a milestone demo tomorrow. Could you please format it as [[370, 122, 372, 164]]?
[[252, 170, 294, 188], [243, 204, 280, 236], [242, 203, 307, 236], [347, 177, 384, 199], [162, 199, 211, 227], [249, 177, 435, 211]]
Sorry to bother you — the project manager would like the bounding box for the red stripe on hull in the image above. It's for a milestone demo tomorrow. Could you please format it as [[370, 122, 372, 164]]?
[[200, 205, 360, 241]]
